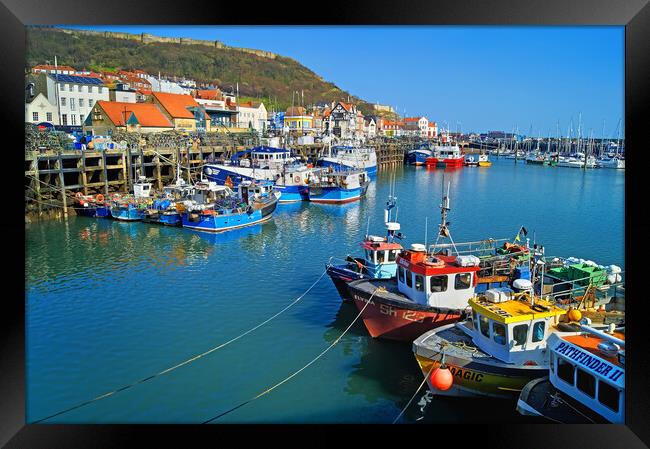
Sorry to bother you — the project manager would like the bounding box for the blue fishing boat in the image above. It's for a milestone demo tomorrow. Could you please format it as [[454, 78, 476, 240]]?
[[142, 178, 195, 227], [317, 144, 377, 177], [407, 143, 433, 166], [109, 178, 152, 221], [73, 193, 110, 218], [326, 194, 404, 301], [180, 180, 280, 233], [308, 169, 369, 204], [202, 146, 312, 202]]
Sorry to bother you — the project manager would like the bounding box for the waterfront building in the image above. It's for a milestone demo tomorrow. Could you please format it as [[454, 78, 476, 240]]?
[[149, 91, 211, 132], [428, 122, 438, 139], [364, 117, 377, 138], [237, 101, 267, 133], [108, 83, 137, 103], [193, 90, 239, 130], [25, 72, 110, 128], [25, 92, 59, 125], [380, 120, 404, 137], [328, 101, 358, 138], [403, 116, 429, 138], [83, 100, 174, 134], [283, 106, 314, 133]]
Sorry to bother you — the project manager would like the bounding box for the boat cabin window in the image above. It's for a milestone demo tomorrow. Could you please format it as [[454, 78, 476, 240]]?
[[398, 266, 405, 283], [406, 270, 413, 288], [576, 367, 596, 398], [532, 321, 545, 342], [493, 322, 506, 345], [598, 381, 620, 413], [430, 275, 448, 293], [377, 251, 386, 263], [512, 324, 528, 346], [388, 250, 399, 262], [479, 315, 490, 338], [557, 357, 575, 386], [455, 273, 472, 290], [415, 274, 424, 292]]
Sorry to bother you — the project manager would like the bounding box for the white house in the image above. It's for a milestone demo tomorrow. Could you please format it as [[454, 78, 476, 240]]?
[[237, 101, 268, 133], [25, 92, 59, 125], [48, 74, 110, 127], [364, 117, 377, 138], [403, 117, 429, 138], [109, 84, 137, 103], [145, 75, 193, 95]]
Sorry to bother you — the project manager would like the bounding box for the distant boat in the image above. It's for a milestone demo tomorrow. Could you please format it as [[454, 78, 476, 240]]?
[[478, 154, 492, 167], [108, 177, 152, 221], [73, 192, 110, 218], [426, 144, 464, 168], [317, 144, 378, 176], [308, 169, 369, 204], [597, 156, 625, 169], [407, 143, 433, 166]]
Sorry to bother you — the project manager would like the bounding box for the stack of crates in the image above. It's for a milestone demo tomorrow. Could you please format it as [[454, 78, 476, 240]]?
[[568, 263, 607, 287]]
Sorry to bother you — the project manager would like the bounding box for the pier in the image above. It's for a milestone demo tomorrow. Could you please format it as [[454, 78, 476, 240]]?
[[25, 129, 415, 220]]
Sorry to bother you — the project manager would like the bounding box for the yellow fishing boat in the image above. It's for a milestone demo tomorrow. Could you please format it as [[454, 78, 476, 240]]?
[[478, 154, 492, 167], [413, 285, 571, 399]]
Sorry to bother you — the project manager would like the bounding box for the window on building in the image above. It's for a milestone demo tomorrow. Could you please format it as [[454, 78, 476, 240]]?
[[415, 275, 424, 292], [70, 98, 76, 111], [479, 315, 490, 338], [598, 381, 620, 413], [455, 273, 472, 290], [576, 368, 596, 398], [46, 112, 52, 122], [32, 112, 39, 121], [89, 99, 94, 107], [532, 321, 546, 342], [493, 322, 506, 345], [61, 97, 66, 106], [79, 99, 84, 107], [60, 84, 66, 91], [512, 324, 528, 346], [80, 115, 84, 124], [71, 115, 77, 125], [61, 114, 67, 125], [430, 275, 448, 293], [398, 266, 405, 283], [557, 357, 575, 385]]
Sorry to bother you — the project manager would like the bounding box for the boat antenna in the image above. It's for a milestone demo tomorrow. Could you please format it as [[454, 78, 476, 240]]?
[[424, 216, 428, 248], [366, 216, 371, 240]]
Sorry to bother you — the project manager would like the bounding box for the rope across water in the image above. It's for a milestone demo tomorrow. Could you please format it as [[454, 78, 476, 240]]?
[[32, 269, 328, 423], [202, 287, 382, 423]]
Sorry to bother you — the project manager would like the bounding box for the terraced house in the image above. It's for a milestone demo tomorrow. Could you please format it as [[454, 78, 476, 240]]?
[[83, 101, 174, 134]]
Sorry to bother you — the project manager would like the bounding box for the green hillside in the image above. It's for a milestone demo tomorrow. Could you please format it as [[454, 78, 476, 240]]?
[[25, 27, 383, 116]]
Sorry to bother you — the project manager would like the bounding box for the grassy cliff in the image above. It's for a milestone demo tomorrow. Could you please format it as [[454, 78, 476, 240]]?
[[26, 27, 383, 116]]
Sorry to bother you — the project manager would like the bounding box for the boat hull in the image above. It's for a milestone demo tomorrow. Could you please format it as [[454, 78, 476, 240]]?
[[309, 184, 368, 204], [181, 198, 277, 233], [347, 281, 462, 341], [110, 205, 145, 221], [407, 150, 432, 166], [317, 159, 377, 177], [425, 157, 464, 168]]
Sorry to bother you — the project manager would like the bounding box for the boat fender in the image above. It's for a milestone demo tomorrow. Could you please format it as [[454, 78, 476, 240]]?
[[294, 175, 301, 183]]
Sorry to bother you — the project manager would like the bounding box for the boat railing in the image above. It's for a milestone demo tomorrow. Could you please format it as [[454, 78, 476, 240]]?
[[428, 238, 510, 255], [326, 256, 395, 278], [537, 271, 625, 309]]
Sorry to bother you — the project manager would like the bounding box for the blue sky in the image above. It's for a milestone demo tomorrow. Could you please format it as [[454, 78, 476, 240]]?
[[64, 25, 624, 137]]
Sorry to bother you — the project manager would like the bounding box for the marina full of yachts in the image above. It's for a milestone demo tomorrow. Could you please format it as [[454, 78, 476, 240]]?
[[67, 138, 624, 424]]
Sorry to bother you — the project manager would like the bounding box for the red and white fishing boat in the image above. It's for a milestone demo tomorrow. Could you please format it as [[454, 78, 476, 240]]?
[[346, 182, 530, 341], [425, 144, 464, 168]]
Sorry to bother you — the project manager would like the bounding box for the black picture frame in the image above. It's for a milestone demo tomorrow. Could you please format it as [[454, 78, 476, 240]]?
[[3, 1, 649, 447]]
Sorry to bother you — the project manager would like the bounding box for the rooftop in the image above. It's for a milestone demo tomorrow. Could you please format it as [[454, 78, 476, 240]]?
[[97, 101, 173, 128]]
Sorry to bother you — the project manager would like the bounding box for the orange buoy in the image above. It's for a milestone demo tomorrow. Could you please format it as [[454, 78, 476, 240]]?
[[567, 308, 582, 322], [96, 194, 105, 203], [429, 365, 453, 391]]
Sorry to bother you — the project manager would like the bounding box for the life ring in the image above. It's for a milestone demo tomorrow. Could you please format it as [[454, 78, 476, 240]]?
[[75, 192, 83, 199], [531, 304, 550, 313], [423, 257, 445, 268], [294, 175, 301, 183], [96, 194, 105, 203]]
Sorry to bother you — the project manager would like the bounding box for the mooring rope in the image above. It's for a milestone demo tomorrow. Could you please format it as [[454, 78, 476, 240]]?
[[32, 269, 328, 423], [202, 287, 382, 423], [392, 352, 440, 424]]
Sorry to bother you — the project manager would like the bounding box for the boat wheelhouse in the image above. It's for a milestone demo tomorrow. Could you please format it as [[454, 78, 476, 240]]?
[[477, 154, 492, 167], [326, 195, 404, 300], [317, 145, 378, 176], [517, 326, 625, 423], [308, 169, 369, 204]]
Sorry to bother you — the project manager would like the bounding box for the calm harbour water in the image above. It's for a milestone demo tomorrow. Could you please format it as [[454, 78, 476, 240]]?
[[25, 158, 624, 424]]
